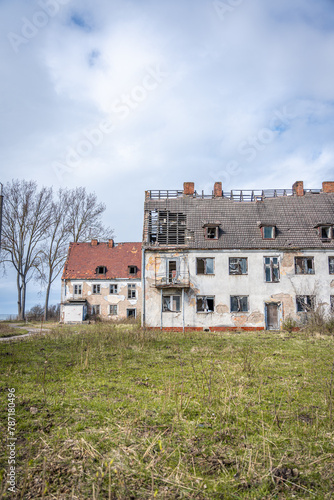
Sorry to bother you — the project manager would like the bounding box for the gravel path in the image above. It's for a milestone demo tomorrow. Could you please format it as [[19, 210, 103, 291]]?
[[0, 324, 50, 342]]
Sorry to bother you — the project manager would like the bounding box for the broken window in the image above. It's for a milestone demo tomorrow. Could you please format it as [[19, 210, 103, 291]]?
[[128, 265, 137, 275], [73, 284, 82, 295], [91, 305, 100, 315], [148, 210, 186, 245], [196, 258, 214, 275], [96, 266, 107, 275], [196, 296, 215, 313], [167, 260, 178, 283], [127, 308, 136, 318], [319, 226, 332, 239], [229, 257, 248, 275], [206, 227, 218, 239], [329, 257, 334, 274], [92, 284, 101, 294], [264, 257, 280, 282], [110, 284, 118, 294], [262, 226, 275, 239], [230, 296, 248, 312], [127, 284, 136, 299], [109, 305, 117, 315], [295, 257, 315, 274], [296, 295, 315, 312], [162, 294, 181, 312]]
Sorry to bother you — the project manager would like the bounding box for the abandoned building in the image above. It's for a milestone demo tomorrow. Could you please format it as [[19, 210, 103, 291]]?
[[142, 181, 334, 330], [60, 240, 141, 323]]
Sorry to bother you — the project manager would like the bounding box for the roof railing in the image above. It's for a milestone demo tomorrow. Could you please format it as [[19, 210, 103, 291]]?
[[147, 188, 296, 201]]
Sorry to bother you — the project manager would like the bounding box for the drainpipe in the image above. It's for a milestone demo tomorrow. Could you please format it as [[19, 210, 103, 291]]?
[[182, 288, 185, 333], [142, 247, 146, 328]]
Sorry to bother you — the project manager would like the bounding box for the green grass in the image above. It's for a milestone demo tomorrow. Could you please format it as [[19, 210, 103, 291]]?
[[0, 325, 333, 499], [0, 323, 29, 338]]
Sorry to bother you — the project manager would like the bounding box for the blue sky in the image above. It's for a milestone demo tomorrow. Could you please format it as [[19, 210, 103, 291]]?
[[1, 0, 334, 314]]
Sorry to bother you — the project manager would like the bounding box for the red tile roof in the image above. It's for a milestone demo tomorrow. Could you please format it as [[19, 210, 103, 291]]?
[[62, 242, 142, 280]]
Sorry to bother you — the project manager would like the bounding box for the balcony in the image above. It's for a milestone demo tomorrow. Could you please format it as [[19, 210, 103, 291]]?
[[155, 271, 190, 288]]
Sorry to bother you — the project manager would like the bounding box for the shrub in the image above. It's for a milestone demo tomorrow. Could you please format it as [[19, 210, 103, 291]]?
[[282, 316, 298, 333]]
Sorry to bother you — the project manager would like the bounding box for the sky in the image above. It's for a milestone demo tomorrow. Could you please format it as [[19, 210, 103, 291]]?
[[1, 0, 334, 314]]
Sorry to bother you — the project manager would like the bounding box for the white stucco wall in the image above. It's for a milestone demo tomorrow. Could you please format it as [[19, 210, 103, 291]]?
[[143, 249, 334, 329]]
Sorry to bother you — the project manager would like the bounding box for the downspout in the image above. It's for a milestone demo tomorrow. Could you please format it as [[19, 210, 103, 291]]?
[[142, 247, 146, 328]]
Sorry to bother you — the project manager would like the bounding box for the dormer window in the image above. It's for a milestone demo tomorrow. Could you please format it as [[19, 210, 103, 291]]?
[[96, 266, 107, 275], [128, 265, 137, 275], [262, 226, 275, 239], [203, 222, 220, 240], [320, 226, 332, 240]]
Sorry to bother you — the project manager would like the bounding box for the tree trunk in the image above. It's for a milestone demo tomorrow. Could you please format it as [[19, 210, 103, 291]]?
[[44, 281, 52, 321], [17, 274, 23, 320], [21, 281, 27, 321]]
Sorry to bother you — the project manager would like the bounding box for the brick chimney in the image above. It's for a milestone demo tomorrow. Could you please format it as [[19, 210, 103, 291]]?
[[292, 181, 304, 196], [322, 181, 334, 193], [183, 182, 195, 195], [214, 182, 222, 197], [108, 239, 114, 248], [91, 239, 98, 246]]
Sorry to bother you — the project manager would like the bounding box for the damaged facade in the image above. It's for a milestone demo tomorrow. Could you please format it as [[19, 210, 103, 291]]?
[[142, 181, 334, 331], [60, 240, 141, 323]]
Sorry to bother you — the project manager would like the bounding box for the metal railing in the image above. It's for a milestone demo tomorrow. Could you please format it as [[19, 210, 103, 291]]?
[[147, 188, 298, 201], [155, 271, 190, 288]]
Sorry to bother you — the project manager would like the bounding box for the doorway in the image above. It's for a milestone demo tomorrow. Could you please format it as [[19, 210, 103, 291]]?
[[265, 303, 280, 330]]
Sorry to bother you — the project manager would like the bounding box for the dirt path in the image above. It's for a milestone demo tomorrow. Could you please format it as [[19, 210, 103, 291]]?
[[0, 324, 50, 342]]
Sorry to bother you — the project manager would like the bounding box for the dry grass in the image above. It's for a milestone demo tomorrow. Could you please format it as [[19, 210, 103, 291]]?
[[0, 324, 333, 498]]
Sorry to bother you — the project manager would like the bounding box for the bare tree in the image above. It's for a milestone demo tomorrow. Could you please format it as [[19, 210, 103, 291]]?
[[37, 189, 71, 321], [1, 180, 52, 320], [66, 187, 113, 242], [37, 187, 113, 320]]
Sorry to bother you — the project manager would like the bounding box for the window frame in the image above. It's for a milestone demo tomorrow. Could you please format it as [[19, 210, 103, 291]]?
[[329, 257, 334, 275], [230, 295, 249, 313], [205, 226, 219, 240], [92, 284, 101, 294], [109, 284, 118, 294], [127, 283, 136, 299], [261, 226, 275, 240], [319, 226, 332, 240], [296, 295, 315, 312], [127, 308, 136, 318], [96, 266, 107, 275], [264, 256, 280, 282], [91, 304, 101, 315], [162, 293, 181, 312], [196, 295, 215, 313], [73, 284, 82, 295], [196, 257, 215, 275], [229, 257, 248, 275], [109, 304, 118, 315], [294, 257, 315, 275]]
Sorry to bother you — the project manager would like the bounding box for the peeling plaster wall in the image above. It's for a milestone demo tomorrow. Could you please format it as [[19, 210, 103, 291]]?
[[144, 249, 334, 329], [62, 279, 142, 321]]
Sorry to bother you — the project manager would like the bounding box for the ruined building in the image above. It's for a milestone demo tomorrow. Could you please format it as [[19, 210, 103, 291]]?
[[60, 240, 141, 323], [142, 181, 334, 330]]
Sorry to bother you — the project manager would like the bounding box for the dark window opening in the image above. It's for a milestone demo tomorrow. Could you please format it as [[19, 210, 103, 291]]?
[[320, 226, 332, 239], [96, 266, 107, 275], [196, 258, 214, 275], [91, 305, 100, 315], [110, 284, 118, 294], [264, 257, 280, 282], [329, 257, 334, 274], [230, 295, 248, 312], [128, 265, 137, 275], [196, 296, 215, 313], [162, 294, 181, 312], [148, 210, 186, 245], [295, 257, 315, 274], [296, 295, 315, 312], [229, 257, 248, 275], [93, 284, 101, 294], [206, 227, 218, 239], [127, 308, 136, 318]]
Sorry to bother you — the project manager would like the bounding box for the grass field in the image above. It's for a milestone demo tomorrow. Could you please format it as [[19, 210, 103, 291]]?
[[0, 324, 333, 499], [0, 323, 29, 338]]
